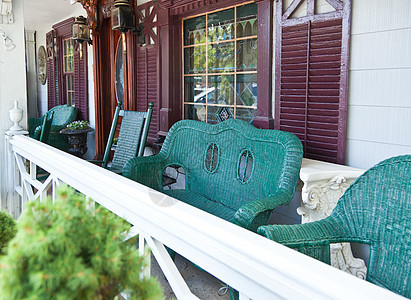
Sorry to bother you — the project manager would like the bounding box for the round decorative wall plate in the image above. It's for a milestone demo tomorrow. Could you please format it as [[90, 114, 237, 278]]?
[[38, 45, 47, 85]]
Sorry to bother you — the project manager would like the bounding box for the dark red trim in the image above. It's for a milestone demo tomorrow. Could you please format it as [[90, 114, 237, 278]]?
[[254, 0, 273, 129], [46, 30, 57, 110], [338, 0, 351, 164]]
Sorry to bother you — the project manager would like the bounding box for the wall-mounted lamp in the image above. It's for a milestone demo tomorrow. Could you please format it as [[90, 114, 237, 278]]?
[[72, 15, 91, 60], [111, 0, 138, 54]]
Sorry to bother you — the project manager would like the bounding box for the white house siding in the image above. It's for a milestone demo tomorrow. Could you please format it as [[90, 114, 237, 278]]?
[[0, 0, 27, 208], [346, 0, 411, 169]]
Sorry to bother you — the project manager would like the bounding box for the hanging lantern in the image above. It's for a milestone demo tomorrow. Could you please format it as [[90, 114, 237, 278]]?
[[72, 16, 91, 60]]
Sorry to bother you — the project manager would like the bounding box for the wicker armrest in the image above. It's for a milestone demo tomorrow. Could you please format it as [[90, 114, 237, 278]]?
[[258, 218, 351, 247], [122, 155, 167, 190], [233, 190, 291, 232]]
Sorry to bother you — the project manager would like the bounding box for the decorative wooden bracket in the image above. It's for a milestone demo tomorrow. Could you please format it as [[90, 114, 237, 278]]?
[[78, 0, 99, 33]]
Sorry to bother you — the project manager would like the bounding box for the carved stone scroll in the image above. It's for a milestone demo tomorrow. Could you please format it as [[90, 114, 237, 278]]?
[[298, 158, 367, 279]]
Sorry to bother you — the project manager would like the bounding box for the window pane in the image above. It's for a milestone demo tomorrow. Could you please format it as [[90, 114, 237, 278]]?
[[236, 38, 257, 71], [237, 3, 258, 38], [236, 108, 257, 124], [184, 16, 206, 46], [208, 42, 234, 73], [184, 45, 207, 74], [63, 38, 74, 73], [236, 74, 257, 107], [213, 106, 234, 123], [208, 75, 234, 105], [184, 76, 206, 103], [207, 8, 234, 43], [184, 104, 206, 122], [66, 75, 74, 106], [115, 39, 124, 104]]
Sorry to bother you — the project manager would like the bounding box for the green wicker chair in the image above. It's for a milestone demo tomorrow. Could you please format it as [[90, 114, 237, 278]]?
[[29, 105, 78, 151], [30, 111, 54, 143], [123, 119, 303, 232], [92, 102, 154, 174], [258, 155, 411, 298]]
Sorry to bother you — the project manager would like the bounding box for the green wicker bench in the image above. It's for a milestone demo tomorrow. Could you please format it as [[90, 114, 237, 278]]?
[[123, 119, 303, 232]]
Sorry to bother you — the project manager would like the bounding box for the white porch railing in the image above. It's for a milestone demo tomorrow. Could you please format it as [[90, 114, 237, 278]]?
[[4, 133, 405, 300]]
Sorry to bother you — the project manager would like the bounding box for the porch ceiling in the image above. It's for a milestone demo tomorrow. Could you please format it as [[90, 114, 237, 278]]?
[[23, 0, 78, 29]]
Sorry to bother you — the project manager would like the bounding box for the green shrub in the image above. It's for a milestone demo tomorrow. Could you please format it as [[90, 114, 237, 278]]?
[[0, 186, 164, 300], [0, 211, 16, 255]]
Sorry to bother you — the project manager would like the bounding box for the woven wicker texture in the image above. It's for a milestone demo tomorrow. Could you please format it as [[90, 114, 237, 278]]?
[[32, 111, 54, 143], [29, 105, 78, 151], [123, 119, 303, 232], [258, 155, 411, 298], [110, 111, 146, 173]]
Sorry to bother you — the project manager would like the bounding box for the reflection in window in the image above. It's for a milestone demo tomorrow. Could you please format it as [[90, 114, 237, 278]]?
[[115, 39, 124, 105], [182, 2, 258, 124], [63, 38, 75, 106]]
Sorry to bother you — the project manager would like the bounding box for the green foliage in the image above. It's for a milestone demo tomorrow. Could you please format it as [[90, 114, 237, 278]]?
[[0, 211, 16, 256], [66, 120, 90, 130], [0, 186, 164, 300]]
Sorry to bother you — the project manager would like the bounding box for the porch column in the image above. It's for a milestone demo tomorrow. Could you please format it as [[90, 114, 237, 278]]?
[[253, 0, 274, 129], [0, 0, 27, 210], [158, 6, 180, 136]]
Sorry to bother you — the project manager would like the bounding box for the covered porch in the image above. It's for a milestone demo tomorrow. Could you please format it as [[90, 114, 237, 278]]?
[[0, 0, 410, 298]]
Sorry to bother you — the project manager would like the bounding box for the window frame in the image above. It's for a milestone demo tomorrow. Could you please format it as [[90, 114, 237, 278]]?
[[62, 37, 75, 106], [181, 2, 259, 124], [158, 0, 274, 133]]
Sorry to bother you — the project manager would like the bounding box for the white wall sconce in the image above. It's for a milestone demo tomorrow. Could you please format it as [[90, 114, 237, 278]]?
[[0, 30, 15, 51]]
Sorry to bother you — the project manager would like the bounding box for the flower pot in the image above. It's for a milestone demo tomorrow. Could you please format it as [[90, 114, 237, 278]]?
[[60, 127, 94, 157]]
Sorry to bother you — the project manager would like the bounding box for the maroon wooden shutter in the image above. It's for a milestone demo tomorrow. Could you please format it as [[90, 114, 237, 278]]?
[[74, 42, 89, 121], [135, 2, 159, 144], [46, 30, 57, 110], [274, 0, 351, 164]]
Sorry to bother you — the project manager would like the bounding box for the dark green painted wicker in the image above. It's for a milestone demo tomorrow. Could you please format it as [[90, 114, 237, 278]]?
[[92, 102, 153, 174], [29, 105, 78, 151], [258, 155, 411, 298], [123, 119, 303, 232], [31, 111, 54, 143]]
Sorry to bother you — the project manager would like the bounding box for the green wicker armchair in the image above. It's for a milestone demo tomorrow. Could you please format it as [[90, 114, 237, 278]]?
[[123, 119, 303, 232], [30, 111, 54, 143], [29, 105, 78, 151], [258, 155, 411, 298]]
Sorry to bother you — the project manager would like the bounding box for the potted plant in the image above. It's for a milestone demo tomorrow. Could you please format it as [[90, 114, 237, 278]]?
[[60, 120, 94, 157], [0, 186, 164, 300], [0, 211, 16, 256]]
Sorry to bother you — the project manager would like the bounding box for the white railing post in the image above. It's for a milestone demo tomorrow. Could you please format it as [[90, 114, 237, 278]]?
[[4, 100, 28, 217]]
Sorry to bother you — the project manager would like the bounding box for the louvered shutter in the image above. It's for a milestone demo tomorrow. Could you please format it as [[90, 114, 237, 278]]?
[[46, 30, 57, 109], [74, 42, 89, 121], [135, 2, 159, 144], [274, 0, 351, 164]]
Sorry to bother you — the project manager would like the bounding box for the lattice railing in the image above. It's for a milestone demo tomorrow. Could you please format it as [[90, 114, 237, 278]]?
[[4, 133, 401, 300]]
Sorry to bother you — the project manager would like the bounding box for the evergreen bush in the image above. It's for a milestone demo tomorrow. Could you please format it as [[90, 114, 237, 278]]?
[[0, 186, 164, 300], [0, 211, 16, 255]]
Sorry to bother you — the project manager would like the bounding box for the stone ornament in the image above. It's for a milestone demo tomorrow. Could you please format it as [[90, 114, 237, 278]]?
[[9, 100, 23, 132], [298, 158, 367, 279]]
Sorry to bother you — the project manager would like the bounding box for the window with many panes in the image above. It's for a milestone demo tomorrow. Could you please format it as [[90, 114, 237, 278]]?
[[63, 38, 75, 106], [183, 2, 258, 124]]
